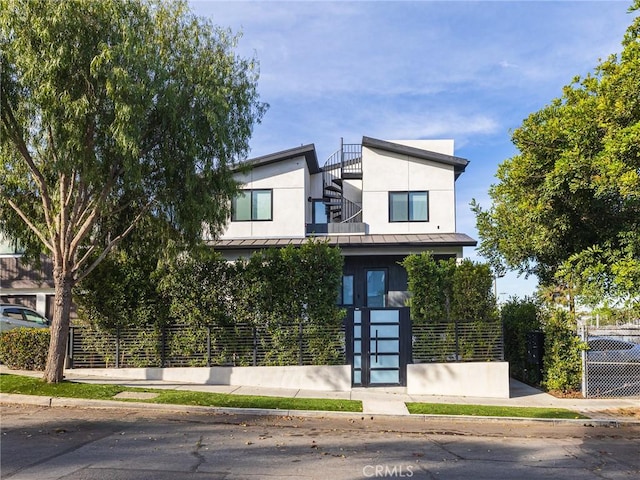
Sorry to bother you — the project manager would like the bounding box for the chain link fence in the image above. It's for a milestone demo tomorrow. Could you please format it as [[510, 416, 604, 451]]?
[[412, 320, 504, 363], [68, 322, 346, 369], [580, 324, 640, 398]]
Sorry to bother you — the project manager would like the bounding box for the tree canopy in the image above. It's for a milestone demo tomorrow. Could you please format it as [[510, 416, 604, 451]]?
[[472, 1, 640, 308], [0, 0, 267, 382]]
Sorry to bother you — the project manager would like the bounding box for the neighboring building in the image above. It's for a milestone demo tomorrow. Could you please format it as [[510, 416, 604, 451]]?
[[210, 136, 479, 388], [0, 234, 56, 318]]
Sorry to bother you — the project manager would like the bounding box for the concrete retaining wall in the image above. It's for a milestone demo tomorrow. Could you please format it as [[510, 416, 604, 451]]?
[[68, 362, 509, 397], [406, 362, 510, 398], [67, 365, 352, 392]]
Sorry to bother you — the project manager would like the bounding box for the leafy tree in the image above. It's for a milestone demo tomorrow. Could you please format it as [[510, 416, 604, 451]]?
[[0, 0, 267, 382], [75, 214, 169, 332], [472, 1, 640, 307]]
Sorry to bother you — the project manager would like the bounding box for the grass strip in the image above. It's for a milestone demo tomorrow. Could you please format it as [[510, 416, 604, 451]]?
[[406, 402, 589, 419], [147, 390, 357, 411], [0, 374, 361, 412]]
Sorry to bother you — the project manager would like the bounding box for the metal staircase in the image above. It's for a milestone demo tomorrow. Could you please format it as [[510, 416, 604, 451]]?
[[322, 140, 363, 223]]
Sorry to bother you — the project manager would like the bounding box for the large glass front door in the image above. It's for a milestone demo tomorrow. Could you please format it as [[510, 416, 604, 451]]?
[[350, 308, 409, 387]]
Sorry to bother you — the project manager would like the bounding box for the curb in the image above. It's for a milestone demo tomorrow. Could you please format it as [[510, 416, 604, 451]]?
[[2, 393, 639, 427]]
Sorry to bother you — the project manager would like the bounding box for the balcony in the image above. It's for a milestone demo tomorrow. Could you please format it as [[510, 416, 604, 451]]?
[[306, 222, 367, 236]]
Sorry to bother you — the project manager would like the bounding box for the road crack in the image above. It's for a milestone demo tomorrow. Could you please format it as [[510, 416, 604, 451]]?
[[190, 435, 206, 472]]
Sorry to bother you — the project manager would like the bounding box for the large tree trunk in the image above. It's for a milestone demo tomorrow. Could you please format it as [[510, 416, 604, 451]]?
[[43, 267, 74, 383]]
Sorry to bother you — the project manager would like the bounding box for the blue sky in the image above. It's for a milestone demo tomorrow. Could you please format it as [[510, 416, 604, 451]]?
[[190, 0, 635, 301]]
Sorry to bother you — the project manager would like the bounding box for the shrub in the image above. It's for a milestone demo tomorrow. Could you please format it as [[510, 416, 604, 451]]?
[[541, 309, 584, 393], [0, 328, 50, 371], [501, 297, 542, 385]]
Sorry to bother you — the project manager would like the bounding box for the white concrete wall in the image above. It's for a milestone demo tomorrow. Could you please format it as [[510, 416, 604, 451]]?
[[406, 362, 510, 398], [390, 139, 454, 156], [68, 363, 508, 397], [361, 146, 456, 235], [67, 365, 352, 392], [221, 156, 308, 239]]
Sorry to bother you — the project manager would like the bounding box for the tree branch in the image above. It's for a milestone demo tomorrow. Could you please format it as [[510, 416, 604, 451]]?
[[1, 90, 56, 241], [7, 198, 54, 252], [69, 162, 121, 258], [74, 199, 154, 283]]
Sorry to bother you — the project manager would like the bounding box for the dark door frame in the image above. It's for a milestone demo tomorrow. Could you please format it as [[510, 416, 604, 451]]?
[[345, 307, 412, 387]]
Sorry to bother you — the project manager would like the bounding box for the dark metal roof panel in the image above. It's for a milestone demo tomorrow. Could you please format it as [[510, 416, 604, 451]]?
[[211, 233, 477, 250], [241, 144, 320, 174]]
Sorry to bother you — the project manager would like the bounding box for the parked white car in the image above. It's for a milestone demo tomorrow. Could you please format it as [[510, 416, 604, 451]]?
[[587, 337, 640, 363], [0, 304, 51, 332]]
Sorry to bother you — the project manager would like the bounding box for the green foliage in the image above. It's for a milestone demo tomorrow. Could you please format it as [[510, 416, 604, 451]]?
[[74, 240, 345, 366], [156, 246, 238, 328], [541, 309, 584, 393], [403, 253, 501, 362], [501, 297, 542, 384], [403, 253, 497, 323], [0, 328, 50, 370], [0, 374, 363, 412], [0, 0, 266, 381], [405, 402, 588, 419], [472, 6, 640, 303], [241, 240, 345, 365], [0, 0, 267, 253], [402, 253, 456, 323], [589, 301, 640, 326], [452, 261, 498, 322]]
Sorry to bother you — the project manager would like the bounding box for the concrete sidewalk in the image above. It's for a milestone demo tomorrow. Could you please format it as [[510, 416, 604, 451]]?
[[2, 366, 638, 422]]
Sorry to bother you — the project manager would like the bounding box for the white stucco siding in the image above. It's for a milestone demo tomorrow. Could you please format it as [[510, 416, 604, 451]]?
[[390, 139, 454, 156], [221, 157, 308, 239], [362, 147, 456, 234]]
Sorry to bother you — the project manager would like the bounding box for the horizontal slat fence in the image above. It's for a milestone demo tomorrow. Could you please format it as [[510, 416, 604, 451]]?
[[68, 323, 346, 369], [412, 320, 504, 363]]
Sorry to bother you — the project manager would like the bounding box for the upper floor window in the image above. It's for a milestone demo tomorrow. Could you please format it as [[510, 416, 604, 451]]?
[[389, 191, 428, 222], [232, 189, 272, 221]]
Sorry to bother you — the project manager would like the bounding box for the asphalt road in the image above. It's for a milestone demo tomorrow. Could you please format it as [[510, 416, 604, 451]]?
[[1, 404, 639, 479]]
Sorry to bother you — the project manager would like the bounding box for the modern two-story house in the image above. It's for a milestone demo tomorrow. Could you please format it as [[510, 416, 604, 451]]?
[[210, 136, 489, 390], [212, 136, 476, 305], [2, 135, 509, 396]]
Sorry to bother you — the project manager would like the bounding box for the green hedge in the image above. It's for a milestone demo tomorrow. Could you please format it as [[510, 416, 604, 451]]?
[[501, 297, 542, 385], [0, 328, 50, 371], [541, 309, 584, 393]]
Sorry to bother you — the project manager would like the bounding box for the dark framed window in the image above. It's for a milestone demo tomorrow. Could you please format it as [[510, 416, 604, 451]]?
[[338, 275, 354, 305], [389, 191, 428, 222], [312, 199, 328, 224], [232, 189, 272, 221], [366, 269, 387, 307]]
